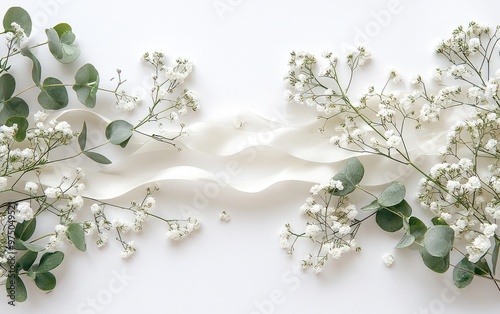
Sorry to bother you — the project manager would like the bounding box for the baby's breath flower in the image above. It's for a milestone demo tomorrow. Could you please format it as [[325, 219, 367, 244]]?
[[383, 254, 394, 267], [219, 211, 231, 222]]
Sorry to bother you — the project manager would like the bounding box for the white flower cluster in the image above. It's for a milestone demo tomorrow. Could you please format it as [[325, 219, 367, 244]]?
[[436, 22, 491, 57], [418, 108, 500, 263], [0, 113, 77, 176], [83, 191, 163, 259], [143, 50, 199, 113], [219, 211, 231, 222], [165, 217, 201, 240], [5, 22, 28, 47], [283, 47, 369, 113], [115, 89, 141, 111], [280, 180, 360, 273]]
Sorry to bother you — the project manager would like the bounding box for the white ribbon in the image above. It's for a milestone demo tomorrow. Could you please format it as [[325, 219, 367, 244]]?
[[43, 109, 447, 200]]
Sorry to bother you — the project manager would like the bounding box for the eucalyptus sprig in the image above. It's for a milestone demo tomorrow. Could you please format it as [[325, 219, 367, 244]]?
[[0, 6, 200, 304], [285, 22, 500, 291]]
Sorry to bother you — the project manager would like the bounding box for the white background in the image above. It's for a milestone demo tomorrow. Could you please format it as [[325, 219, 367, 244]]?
[[2, 0, 500, 313]]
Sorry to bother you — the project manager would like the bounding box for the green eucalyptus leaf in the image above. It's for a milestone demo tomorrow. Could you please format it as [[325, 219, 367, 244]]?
[[66, 223, 86, 252], [16, 251, 38, 272], [45, 24, 80, 64], [0, 97, 29, 125], [409, 216, 427, 244], [474, 257, 491, 276], [376, 208, 403, 232], [53, 23, 72, 39], [37, 251, 64, 273], [395, 232, 415, 249], [106, 120, 134, 146], [3, 7, 32, 36], [6, 116, 28, 141], [378, 181, 406, 207], [493, 236, 500, 275], [330, 172, 356, 196], [46, 27, 63, 59], [431, 217, 449, 226], [420, 246, 450, 273], [0, 73, 15, 101], [20, 47, 42, 86], [14, 239, 45, 252], [14, 218, 36, 241], [73, 63, 99, 108], [388, 199, 412, 217], [38, 77, 68, 110], [27, 265, 37, 280], [453, 257, 475, 288], [361, 199, 380, 211], [83, 151, 112, 164], [119, 136, 131, 148], [330, 157, 364, 196], [423, 225, 455, 258], [78, 122, 87, 151], [341, 157, 364, 185], [8, 275, 28, 302], [35, 272, 56, 291], [60, 44, 80, 64]]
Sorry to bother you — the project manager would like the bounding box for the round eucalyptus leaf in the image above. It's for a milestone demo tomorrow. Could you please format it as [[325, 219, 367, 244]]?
[[0, 97, 29, 125], [420, 246, 450, 273], [453, 257, 475, 289], [105, 120, 134, 146], [6, 116, 28, 141], [35, 272, 56, 291], [376, 208, 404, 232], [423, 225, 455, 258], [409, 216, 427, 244], [37, 251, 64, 273], [14, 218, 36, 242], [330, 173, 356, 196], [11, 275, 27, 302], [341, 157, 364, 186], [0, 73, 15, 101], [60, 44, 81, 64], [378, 181, 406, 207], [53, 23, 73, 40], [46, 27, 63, 59], [3, 6, 32, 36], [15, 251, 38, 272], [66, 223, 87, 252], [45, 24, 80, 64], [38, 77, 68, 110], [73, 63, 99, 108]]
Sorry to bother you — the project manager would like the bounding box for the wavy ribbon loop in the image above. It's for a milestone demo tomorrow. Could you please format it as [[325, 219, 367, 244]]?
[[43, 109, 446, 199]]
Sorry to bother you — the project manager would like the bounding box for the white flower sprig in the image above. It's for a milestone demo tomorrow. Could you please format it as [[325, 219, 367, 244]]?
[[280, 178, 361, 274], [285, 22, 500, 291], [0, 6, 201, 303]]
